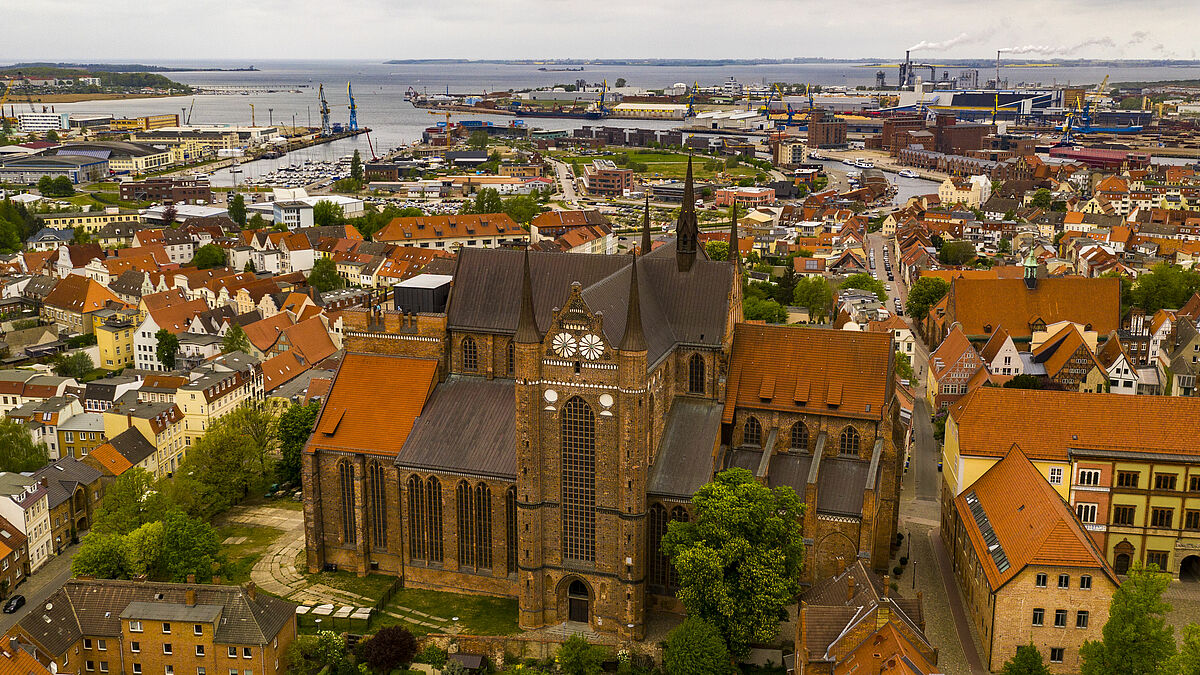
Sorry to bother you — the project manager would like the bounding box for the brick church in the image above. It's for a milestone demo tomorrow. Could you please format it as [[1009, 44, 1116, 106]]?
[[302, 160, 903, 640]]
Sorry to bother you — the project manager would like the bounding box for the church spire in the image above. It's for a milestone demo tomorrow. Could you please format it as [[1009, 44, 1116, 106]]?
[[729, 203, 740, 272], [641, 195, 652, 256], [515, 248, 541, 344], [675, 154, 699, 272], [620, 255, 646, 352]]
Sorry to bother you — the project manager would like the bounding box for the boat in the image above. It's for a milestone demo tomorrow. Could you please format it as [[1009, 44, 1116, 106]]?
[[841, 158, 857, 167], [807, 151, 826, 160], [898, 169, 919, 178], [854, 159, 875, 169]]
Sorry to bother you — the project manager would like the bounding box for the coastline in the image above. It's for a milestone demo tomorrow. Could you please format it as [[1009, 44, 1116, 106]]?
[[19, 92, 187, 104]]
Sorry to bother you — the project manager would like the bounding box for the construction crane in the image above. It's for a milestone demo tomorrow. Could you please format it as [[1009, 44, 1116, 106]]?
[[757, 83, 784, 115], [685, 81, 700, 117], [347, 81, 358, 131], [318, 84, 332, 136], [249, 103, 256, 127], [185, 98, 195, 124]]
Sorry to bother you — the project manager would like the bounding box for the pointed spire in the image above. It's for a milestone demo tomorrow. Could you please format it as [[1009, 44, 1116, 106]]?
[[729, 203, 740, 272], [641, 195, 652, 256], [514, 248, 541, 344], [676, 154, 698, 272], [620, 255, 646, 352]]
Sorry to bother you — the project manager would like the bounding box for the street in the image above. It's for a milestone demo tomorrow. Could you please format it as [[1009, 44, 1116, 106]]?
[[0, 544, 77, 635]]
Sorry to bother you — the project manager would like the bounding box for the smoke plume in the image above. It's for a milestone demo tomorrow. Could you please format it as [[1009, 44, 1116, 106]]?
[[1001, 37, 1116, 56]]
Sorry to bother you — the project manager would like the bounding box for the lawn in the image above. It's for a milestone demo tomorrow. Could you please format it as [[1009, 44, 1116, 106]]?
[[217, 523, 284, 585], [557, 150, 763, 182], [383, 587, 519, 636], [301, 568, 398, 602]]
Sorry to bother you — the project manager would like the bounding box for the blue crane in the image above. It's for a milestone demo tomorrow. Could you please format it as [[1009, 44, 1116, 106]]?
[[347, 82, 358, 131]]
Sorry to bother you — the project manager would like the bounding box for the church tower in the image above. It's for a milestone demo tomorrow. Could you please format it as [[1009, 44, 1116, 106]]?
[[513, 249, 547, 631], [676, 155, 699, 272]]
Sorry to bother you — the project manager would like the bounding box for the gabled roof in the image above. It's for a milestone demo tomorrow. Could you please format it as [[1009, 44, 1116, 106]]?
[[928, 324, 977, 380], [1031, 323, 1102, 379], [1095, 331, 1130, 370], [375, 214, 521, 242], [954, 445, 1117, 590], [146, 296, 208, 335], [277, 317, 336, 365], [242, 313, 293, 352], [261, 351, 308, 394], [42, 275, 122, 313], [946, 277, 1120, 339], [978, 324, 1012, 363]]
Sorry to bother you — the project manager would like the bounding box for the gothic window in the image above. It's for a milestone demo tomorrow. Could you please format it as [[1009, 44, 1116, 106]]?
[[338, 460, 355, 545], [462, 336, 478, 372], [505, 487, 517, 575], [366, 461, 386, 550], [839, 426, 861, 455], [688, 353, 705, 394], [649, 504, 689, 591], [474, 483, 492, 569], [790, 423, 809, 452], [561, 397, 596, 563], [507, 341, 515, 375], [407, 475, 442, 563], [457, 481, 474, 568], [743, 416, 762, 447]]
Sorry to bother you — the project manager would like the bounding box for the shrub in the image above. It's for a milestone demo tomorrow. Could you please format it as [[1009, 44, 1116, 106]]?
[[893, 566, 903, 577], [413, 645, 447, 668]]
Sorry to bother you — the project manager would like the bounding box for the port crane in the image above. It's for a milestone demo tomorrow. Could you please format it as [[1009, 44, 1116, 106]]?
[[185, 98, 196, 124], [317, 84, 332, 136], [347, 82, 358, 131], [597, 79, 611, 113], [685, 81, 700, 117], [249, 103, 256, 127]]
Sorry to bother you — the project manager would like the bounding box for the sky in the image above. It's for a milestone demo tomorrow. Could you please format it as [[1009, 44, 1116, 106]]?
[[4, 0, 1199, 62]]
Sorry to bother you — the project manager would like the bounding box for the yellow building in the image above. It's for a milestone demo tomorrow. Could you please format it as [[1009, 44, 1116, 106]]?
[[102, 400, 187, 477], [94, 310, 139, 370], [37, 209, 141, 234], [176, 352, 264, 447], [56, 413, 107, 459], [109, 114, 180, 131]]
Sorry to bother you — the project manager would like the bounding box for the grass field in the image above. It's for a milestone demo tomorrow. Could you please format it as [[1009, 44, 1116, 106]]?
[[217, 523, 284, 585], [556, 150, 763, 182], [382, 588, 519, 636]]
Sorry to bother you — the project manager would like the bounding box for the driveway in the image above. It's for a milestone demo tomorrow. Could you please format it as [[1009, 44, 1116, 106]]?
[[0, 543, 78, 635]]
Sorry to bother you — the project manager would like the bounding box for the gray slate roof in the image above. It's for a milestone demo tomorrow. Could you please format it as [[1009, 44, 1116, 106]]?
[[647, 398, 723, 499], [396, 376, 516, 479], [30, 457, 101, 510], [107, 428, 157, 466]]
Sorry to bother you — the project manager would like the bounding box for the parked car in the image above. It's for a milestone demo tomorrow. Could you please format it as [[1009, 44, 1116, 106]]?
[[4, 595, 25, 614]]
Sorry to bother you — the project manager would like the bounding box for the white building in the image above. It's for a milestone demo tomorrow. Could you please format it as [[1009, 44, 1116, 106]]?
[[979, 326, 1023, 376], [0, 473, 52, 573], [17, 113, 69, 134], [273, 201, 314, 230]]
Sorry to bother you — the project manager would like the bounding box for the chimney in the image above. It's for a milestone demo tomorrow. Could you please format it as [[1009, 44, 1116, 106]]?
[[847, 575, 857, 602], [126, 412, 133, 429], [185, 589, 196, 607], [883, 575, 891, 598], [39, 477, 48, 489], [212, 575, 221, 585], [245, 581, 256, 601], [186, 573, 196, 584]]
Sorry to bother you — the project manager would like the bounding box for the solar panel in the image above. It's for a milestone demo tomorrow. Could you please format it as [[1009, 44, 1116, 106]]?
[[965, 490, 1010, 575]]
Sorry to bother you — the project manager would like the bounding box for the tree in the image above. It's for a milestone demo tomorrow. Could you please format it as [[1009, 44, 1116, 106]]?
[[72, 533, 131, 579], [905, 277, 949, 322], [705, 240, 730, 262], [459, 187, 503, 215], [663, 617, 734, 675], [155, 329, 179, 370], [1003, 374, 1044, 390], [158, 511, 222, 582], [52, 350, 94, 379], [51, 176, 74, 197], [124, 520, 165, 578], [92, 469, 175, 535], [841, 273, 886, 301], [556, 634, 604, 675], [228, 193, 247, 225], [793, 276, 833, 323], [661, 468, 806, 658], [225, 400, 278, 473], [221, 324, 251, 355], [998, 238, 1012, 254], [350, 149, 363, 184], [895, 351, 914, 381], [743, 295, 787, 323], [278, 401, 319, 484], [938, 240, 977, 266], [501, 194, 540, 224], [247, 213, 267, 230], [45, 130, 60, 142], [1001, 644, 1051, 675], [178, 421, 262, 518], [357, 626, 418, 672], [467, 130, 489, 150], [1130, 263, 1200, 314], [1174, 624, 1200, 675], [614, 78, 627, 88], [312, 200, 345, 227], [307, 257, 345, 292], [1031, 188, 1052, 209], [161, 204, 177, 226], [192, 243, 227, 269], [1080, 563, 1175, 675], [0, 418, 49, 472]]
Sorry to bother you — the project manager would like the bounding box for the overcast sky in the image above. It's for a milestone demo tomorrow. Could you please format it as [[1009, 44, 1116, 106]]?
[[5, 0, 1198, 62]]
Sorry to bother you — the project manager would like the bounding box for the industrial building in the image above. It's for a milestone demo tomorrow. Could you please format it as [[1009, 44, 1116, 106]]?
[[17, 112, 69, 133], [49, 142, 173, 175], [0, 154, 108, 184]]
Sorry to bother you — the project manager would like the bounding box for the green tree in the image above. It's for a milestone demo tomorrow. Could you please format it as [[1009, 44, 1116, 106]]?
[[614, 78, 627, 88], [459, 187, 503, 215], [350, 149, 363, 184], [246, 213, 267, 230], [705, 240, 730, 262], [92, 469, 175, 535], [221, 324, 251, 355], [227, 193, 247, 226], [1003, 374, 1044, 390], [124, 520, 165, 578], [556, 634, 604, 675], [155, 329, 179, 370], [938, 240, 977, 266], [1174, 623, 1200, 675], [72, 533, 131, 579], [1001, 644, 1051, 675], [998, 238, 1012, 254], [177, 421, 261, 518], [192, 243, 227, 269], [1130, 263, 1200, 314], [161, 204, 177, 226], [841, 273, 886, 301], [52, 350, 94, 379], [467, 130, 489, 150], [895, 351, 914, 381], [51, 176, 74, 196], [742, 295, 787, 323], [312, 200, 345, 227], [661, 468, 806, 658], [278, 401, 319, 484], [0, 418, 49, 472], [159, 511, 222, 582], [663, 617, 734, 675], [1080, 563, 1175, 675], [307, 257, 345, 292], [501, 194, 541, 224], [1031, 188, 1052, 209], [357, 626, 418, 672], [906, 277, 950, 321], [793, 276, 833, 322]]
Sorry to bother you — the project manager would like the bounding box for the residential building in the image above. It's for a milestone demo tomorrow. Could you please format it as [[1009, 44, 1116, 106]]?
[[102, 400, 187, 477], [1096, 331, 1139, 394], [1158, 319, 1200, 397], [56, 412, 107, 458], [0, 516, 30, 599], [714, 186, 777, 208], [37, 208, 141, 235], [177, 352, 264, 447], [582, 159, 634, 197], [946, 447, 1117, 673], [1029, 323, 1107, 392], [96, 310, 139, 370], [0, 474, 52, 573], [868, 314, 916, 360], [272, 201, 314, 230], [134, 291, 210, 372], [373, 214, 525, 250], [30, 457, 103, 555], [12, 579, 296, 675], [978, 325, 1022, 376], [926, 324, 984, 410], [937, 175, 992, 208], [40, 275, 124, 335]]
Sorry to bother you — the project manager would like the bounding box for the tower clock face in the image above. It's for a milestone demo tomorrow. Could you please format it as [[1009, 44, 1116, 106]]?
[[552, 332, 577, 358], [578, 333, 604, 360]]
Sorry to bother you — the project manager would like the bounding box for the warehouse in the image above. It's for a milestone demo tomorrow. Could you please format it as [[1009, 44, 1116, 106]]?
[[0, 155, 108, 184]]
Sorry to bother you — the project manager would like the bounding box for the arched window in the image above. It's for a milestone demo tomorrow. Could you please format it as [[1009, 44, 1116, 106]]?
[[743, 416, 762, 447], [649, 504, 689, 591], [456, 481, 474, 568], [790, 423, 809, 452], [839, 426, 861, 455], [561, 397, 596, 563], [366, 461, 386, 550], [688, 353, 705, 395], [507, 341, 515, 375], [338, 461, 356, 545], [505, 487, 517, 575], [462, 336, 478, 372], [407, 475, 442, 563], [474, 483, 492, 569]]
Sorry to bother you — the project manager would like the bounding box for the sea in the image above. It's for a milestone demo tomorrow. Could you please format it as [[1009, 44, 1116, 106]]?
[[34, 59, 1200, 190]]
